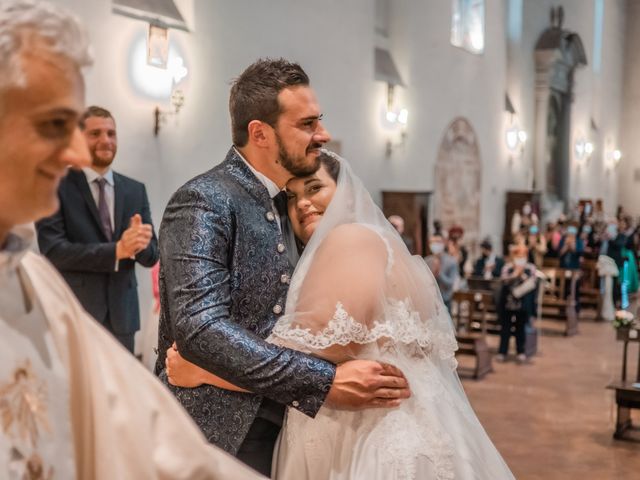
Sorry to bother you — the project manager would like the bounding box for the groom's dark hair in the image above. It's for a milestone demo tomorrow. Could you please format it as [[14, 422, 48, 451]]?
[[229, 58, 310, 147]]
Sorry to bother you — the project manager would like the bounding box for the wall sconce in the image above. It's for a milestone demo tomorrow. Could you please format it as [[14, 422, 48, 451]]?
[[383, 84, 409, 157], [504, 93, 526, 158], [574, 137, 594, 164], [605, 148, 622, 170], [154, 89, 185, 136], [113, 0, 189, 135], [505, 124, 527, 154], [374, 47, 407, 157]]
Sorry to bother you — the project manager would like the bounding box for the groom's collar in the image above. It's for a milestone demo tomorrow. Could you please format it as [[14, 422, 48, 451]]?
[[233, 146, 282, 199], [222, 147, 273, 209]]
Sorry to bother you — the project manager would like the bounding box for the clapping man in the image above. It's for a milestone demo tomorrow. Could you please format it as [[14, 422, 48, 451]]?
[[37, 106, 158, 352]]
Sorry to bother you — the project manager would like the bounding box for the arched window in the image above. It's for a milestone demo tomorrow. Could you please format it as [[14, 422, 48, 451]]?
[[450, 0, 485, 54]]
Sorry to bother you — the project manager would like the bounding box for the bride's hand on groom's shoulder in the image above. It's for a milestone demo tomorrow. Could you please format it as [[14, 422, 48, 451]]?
[[325, 360, 411, 410]]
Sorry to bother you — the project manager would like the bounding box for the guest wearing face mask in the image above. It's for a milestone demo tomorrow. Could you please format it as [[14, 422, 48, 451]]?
[[425, 234, 459, 311], [559, 224, 584, 270], [559, 224, 584, 313], [497, 245, 537, 364]]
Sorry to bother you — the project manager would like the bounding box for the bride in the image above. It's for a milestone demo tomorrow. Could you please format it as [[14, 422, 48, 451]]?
[[166, 151, 514, 479]]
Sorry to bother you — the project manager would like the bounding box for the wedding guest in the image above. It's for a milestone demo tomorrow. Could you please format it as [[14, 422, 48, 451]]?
[[526, 225, 547, 268], [497, 244, 536, 364], [472, 237, 504, 279], [447, 224, 468, 277], [37, 106, 159, 353], [425, 234, 459, 310], [388, 214, 415, 253]]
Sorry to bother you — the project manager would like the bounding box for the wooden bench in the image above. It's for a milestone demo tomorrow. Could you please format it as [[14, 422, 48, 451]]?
[[465, 277, 502, 335], [606, 327, 640, 441], [451, 291, 493, 379], [580, 258, 601, 317], [541, 267, 581, 336]]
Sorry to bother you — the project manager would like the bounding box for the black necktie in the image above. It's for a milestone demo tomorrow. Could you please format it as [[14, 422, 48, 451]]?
[[95, 177, 113, 241], [273, 191, 297, 266]]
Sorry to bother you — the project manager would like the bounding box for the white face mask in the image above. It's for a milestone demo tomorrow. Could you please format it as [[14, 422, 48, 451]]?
[[522, 205, 532, 216], [514, 257, 527, 267], [430, 243, 444, 255]]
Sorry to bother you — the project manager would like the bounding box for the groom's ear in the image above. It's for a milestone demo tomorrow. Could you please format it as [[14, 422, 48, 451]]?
[[247, 120, 273, 148]]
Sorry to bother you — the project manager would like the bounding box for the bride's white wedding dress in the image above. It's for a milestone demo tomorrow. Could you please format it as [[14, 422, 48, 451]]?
[[268, 152, 514, 480]]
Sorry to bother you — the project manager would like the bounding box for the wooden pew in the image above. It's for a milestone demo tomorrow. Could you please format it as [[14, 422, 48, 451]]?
[[451, 291, 494, 379], [465, 277, 502, 335], [580, 258, 601, 317], [541, 267, 581, 336]]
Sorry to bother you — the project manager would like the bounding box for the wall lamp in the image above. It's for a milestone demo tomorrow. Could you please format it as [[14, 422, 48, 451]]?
[[574, 137, 594, 165]]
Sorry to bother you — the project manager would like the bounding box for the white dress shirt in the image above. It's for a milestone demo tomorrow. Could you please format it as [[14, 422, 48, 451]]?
[[234, 147, 284, 231]]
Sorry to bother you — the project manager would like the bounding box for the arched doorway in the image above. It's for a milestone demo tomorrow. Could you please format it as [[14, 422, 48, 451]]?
[[433, 117, 482, 249]]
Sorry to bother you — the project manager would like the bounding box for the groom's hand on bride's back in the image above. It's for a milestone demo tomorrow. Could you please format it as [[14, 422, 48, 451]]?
[[326, 360, 411, 409]]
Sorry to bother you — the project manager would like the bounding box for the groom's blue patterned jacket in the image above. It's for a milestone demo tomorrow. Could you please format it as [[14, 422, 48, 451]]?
[[154, 148, 336, 454]]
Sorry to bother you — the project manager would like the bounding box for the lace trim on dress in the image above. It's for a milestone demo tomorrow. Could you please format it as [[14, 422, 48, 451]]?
[[269, 298, 458, 369]]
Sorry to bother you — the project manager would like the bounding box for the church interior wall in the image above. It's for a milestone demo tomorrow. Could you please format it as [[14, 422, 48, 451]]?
[[619, 0, 640, 217]]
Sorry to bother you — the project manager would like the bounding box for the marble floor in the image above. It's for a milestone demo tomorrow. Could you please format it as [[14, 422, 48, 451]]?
[[461, 315, 640, 480]]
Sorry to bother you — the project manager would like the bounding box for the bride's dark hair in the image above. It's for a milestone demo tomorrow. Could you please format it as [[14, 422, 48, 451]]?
[[318, 151, 340, 182]]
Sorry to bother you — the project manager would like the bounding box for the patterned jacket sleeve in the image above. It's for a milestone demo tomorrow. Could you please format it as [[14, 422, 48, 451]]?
[[161, 187, 335, 417]]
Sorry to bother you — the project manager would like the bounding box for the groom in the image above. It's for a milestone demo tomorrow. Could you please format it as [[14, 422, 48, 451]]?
[[156, 58, 410, 475]]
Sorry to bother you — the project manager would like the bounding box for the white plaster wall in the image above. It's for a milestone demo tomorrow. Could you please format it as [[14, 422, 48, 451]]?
[[619, 0, 640, 217], [388, 0, 509, 248]]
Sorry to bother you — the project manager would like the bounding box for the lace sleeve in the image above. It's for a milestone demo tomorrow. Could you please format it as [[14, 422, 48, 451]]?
[[268, 224, 389, 361]]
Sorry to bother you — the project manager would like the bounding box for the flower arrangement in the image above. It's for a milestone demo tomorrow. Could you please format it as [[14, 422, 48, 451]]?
[[613, 310, 635, 329]]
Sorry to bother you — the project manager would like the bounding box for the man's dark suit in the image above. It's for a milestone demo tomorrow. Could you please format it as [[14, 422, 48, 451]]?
[[155, 148, 335, 474], [36, 169, 158, 351]]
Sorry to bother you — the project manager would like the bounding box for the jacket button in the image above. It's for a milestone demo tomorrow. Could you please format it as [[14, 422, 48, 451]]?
[[273, 304, 283, 314], [292, 400, 300, 407], [277, 243, 286, 253], [266, 211, 275, 221], [280, 274, 290, 284]]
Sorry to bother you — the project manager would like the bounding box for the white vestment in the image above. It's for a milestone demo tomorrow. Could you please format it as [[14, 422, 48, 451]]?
[[0, 228, 264, 480]]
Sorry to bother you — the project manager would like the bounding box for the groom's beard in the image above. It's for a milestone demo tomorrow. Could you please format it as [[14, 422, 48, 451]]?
[[275, 132, 321, 177]]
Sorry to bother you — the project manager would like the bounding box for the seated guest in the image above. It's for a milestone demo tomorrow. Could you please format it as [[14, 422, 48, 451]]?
[[497, 244, 537, 364], [472, 237, 504, 279], [425, 234, 459, 310], [388, 214, 415, 253]]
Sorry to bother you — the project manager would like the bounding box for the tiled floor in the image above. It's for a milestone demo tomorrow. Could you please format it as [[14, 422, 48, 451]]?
[[461, 316, 640, 479]]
